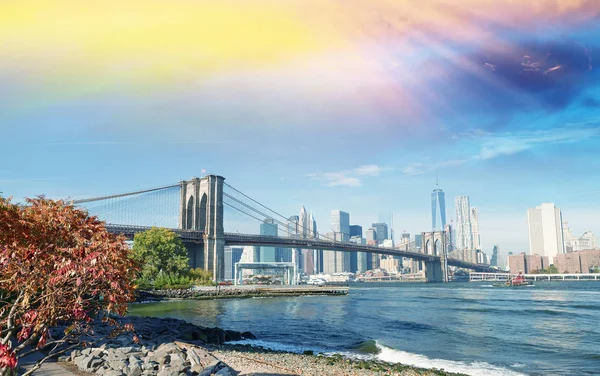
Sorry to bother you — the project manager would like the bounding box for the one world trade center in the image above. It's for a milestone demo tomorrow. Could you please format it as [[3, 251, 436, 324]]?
[[431, 186, 446, 231]]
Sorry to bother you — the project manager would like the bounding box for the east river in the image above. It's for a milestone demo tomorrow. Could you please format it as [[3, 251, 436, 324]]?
[[129, 282, 600, 376]]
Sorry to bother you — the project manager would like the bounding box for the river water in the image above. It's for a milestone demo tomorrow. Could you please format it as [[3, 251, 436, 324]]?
[[129, 282, 600, 376]]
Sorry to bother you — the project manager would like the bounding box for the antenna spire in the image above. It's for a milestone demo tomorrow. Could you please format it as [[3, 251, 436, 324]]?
[[435, 168, 439, 187]]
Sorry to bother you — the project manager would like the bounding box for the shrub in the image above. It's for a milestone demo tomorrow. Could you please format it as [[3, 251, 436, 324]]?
[[0, 197, 139, 375]]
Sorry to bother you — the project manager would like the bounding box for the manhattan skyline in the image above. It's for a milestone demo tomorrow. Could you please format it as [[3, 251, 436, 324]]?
[[1, 1, 599, 254]]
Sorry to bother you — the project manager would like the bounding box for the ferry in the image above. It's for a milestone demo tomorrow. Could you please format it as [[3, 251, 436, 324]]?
[[493, 272, 532, 287]]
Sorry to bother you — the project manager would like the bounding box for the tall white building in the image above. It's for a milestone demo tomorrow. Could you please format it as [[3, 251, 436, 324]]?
[[455, 196, 473, 250], [527, 203, 565, 265], [470, 207, 481, 250]]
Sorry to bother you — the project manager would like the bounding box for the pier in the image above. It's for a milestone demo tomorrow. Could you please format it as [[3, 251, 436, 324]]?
[[470, 272, 599, 282]]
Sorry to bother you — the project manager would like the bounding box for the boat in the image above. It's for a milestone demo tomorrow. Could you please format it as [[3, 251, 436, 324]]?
[[493, 272, 532, 287]]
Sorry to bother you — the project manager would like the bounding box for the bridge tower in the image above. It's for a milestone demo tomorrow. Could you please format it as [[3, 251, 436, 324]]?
[[179, 175, 225, 282], [421, 231, 449, 282]]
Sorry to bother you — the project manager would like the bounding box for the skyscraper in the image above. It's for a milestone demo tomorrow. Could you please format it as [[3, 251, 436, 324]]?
[[371, 223, 389, 244], [470, 207, 481, 250], [455, 196, 473, 250], [527, 203, 565, 265], [491, 245, 499, 267], [325, 210, 351, 273], [330, 210, 350, 236], [259, 218, 277, 262], [431, 188, 446, 231], [349, 225, 363, 238]]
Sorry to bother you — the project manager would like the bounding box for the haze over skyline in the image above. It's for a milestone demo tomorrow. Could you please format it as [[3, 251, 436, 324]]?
[[1, 1, 599, 254]]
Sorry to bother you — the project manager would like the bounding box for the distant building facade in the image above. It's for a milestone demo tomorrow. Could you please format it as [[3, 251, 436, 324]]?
[[259, 218, 278, 262], [508, 253, 549, 274], [455, 196, 473, 251], [555, 249, 600, 273], [527, 203, 564, 264], [224, 246, 244, 280]]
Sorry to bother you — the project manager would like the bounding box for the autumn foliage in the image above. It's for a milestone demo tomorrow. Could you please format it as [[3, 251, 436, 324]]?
[[0, 197, 139, 373]]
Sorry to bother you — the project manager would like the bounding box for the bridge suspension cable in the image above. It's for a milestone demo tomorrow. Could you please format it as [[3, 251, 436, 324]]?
[[223, 183, 337, 243], [71, 184, 180, 204]]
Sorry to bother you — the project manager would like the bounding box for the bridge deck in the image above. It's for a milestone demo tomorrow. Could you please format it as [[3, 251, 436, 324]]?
[[106, 224, 489, 270]]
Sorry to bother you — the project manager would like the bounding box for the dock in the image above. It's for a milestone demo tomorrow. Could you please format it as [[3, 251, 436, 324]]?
[[137, 285, 348, 302]]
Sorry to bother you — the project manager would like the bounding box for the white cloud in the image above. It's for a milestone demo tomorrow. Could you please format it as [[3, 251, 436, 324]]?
[[401, 159, 469, 175], [309, 165, 390, 187], [465, 121, 600, 160]]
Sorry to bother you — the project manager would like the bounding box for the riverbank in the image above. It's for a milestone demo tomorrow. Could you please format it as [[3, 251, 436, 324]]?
[[136, 285, 348, 302], [32, 315, 467, 376], [214, 344, 467, 376]]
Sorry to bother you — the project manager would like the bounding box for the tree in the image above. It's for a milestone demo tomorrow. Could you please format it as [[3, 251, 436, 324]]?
[[130, 227, 189, 288], [0, 197, 139, 375]]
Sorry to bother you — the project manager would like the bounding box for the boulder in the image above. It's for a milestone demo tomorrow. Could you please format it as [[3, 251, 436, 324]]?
[[225, 330, 242, 341], [241, 332, 256, 340]]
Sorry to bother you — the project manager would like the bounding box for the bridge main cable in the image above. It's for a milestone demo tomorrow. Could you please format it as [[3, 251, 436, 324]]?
[[72, 183, 180, 204]]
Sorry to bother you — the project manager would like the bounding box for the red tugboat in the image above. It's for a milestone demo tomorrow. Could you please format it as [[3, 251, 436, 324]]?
[[494, 271, 532, 287]]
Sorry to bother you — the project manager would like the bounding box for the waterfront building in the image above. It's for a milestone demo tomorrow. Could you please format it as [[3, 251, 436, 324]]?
[[350, 225, 363, 238], [350, 236, 366, 273], [224, 246, 244, 280], [470, 207, 481, 250], [259, 218, 277, 262], [371, 223, 389, 244], [357, 252, 368, 273], [431, 187, 446, 231], [380, 257, 401, 274], [455, 196, 473, 251], [555, 249, 600, 273], [508, 253, 549, 274], [527, 203, 565, 265]]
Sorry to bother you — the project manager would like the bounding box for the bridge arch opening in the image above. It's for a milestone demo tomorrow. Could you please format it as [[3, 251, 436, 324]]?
[[186, 196, 194, 229], [434, 239, 440, 256], [198, 193, 207, 231], [426, 239, 433, 255]]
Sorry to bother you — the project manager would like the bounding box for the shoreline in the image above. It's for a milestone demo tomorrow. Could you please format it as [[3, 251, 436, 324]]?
[[31, 315, 468, 376], [135, 285, 348, 302]]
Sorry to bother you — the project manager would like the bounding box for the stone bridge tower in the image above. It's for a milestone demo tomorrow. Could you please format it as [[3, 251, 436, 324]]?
[[421, 231, 449, 282], [179, 175, 225, 282]]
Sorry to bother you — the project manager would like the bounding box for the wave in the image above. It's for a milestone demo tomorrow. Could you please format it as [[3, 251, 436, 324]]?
[[224, 339, 369, 359], [375, 342, 528, 376]]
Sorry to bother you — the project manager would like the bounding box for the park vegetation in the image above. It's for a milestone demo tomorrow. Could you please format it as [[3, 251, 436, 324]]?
[[130, 227, 213, 289], [0, 197, 139, 375]]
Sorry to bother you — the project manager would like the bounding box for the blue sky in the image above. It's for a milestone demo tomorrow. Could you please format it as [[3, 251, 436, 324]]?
[[1, 1, 600, 255]]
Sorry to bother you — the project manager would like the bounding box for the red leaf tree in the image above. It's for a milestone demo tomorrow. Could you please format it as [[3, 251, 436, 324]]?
[[0, 197, 139, 375]]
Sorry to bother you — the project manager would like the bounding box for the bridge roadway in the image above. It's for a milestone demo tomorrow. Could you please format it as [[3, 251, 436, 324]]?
[[107, 224, 489, 271]]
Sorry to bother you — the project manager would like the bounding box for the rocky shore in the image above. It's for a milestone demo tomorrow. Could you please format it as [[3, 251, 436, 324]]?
[[36, 316, 467, 376]]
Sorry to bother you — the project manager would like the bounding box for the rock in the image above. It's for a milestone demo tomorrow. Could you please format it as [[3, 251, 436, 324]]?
[[225, 330, 242, 341], [107, 360, 127, 371], [168, 352, 186, 367], [241, 331, 256, 340], [214, 367, 233, 376], [125, 363, 142, 376], [157, 366, 184, 376], [103, 371, 125, 376], [105, 348, 128, 362], [75, 355, 104, 372], [142, 361, 159, 371]]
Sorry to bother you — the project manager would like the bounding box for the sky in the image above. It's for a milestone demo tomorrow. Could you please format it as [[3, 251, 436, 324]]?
[[1, 0, 600, 256]]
